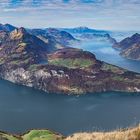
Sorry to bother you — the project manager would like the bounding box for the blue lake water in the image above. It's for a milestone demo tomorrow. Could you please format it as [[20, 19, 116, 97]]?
[[0, 40, 140, 135], [74, 41, 140, 73]]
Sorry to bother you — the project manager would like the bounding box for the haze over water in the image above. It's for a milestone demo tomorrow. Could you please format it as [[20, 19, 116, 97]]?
[[74, 40, 140, 73]]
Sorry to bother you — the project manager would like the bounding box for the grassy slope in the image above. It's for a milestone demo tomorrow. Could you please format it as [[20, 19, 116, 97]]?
[[0, 130, 63, 140], [66, 126, 140, 140], [22, 130, 63, 140], [48, 58, 94, 68], [0, 132, 19, 140], [1, 126, 140, 140]]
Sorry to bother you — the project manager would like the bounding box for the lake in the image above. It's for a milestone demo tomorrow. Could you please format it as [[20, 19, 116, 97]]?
[[74, 40, 140, 73], [0, 39, 140, 135]]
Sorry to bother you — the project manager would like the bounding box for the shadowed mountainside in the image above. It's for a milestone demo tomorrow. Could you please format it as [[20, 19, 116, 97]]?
[[114, 33, 140, 60], [28, 28, 77, 46], [0, 23, 16, 32], [61, 27, 116, 44]]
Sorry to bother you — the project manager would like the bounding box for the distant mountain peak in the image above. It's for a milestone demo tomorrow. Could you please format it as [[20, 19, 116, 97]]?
[[4, 23, 13, 26], [0, 23, 16, 32], [75, 26, 89, 29], [47, 28, 59, 33], [73, 26, 90, 31], [62, 26, 108, 34], [18, 27, 27, 34], [131, 33, 140, 39]]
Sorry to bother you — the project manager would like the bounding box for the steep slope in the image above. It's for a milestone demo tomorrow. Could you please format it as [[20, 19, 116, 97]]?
[[0, 27, 65, 66], [29, 28, 77, 46], [114, 33, 140, 50], [0, 28, 48, 66], [114, 33, 140, 60], [0, 23, 77, 47], [120, 44, 140, 60]]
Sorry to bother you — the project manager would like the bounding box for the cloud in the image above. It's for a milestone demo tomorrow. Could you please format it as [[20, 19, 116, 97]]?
[[0, 0, 140, 30]]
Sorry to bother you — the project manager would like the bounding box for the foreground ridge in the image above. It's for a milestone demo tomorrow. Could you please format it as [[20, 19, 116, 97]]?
[[0, 125, 140, 140], [66, 125, 140, 140]]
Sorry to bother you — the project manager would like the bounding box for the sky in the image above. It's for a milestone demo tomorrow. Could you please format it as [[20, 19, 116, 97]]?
[[0, 0, 140, 31]]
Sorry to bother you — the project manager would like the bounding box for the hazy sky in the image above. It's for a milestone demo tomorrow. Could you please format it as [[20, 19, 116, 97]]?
[[0, 0, 140, 31]]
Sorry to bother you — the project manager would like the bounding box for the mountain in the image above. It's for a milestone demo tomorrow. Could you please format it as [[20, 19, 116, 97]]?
[[114, 33, 140, 60], [61, 26, 108, 34], [0, 23, 77, 47], [120, 44, 140, 60], [0, 27, 63, 66], [61, 27, 116, 44], [0, 23, 16, 32], [0, 26, 139, 94], [77, 33, 117, 44], [29, 28, 77, 46]]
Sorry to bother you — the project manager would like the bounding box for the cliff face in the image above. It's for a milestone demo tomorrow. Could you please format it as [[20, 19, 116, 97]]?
[[114, 33, 140, 60], [120, 44, 140, 60], [0, 27, 139, 94]]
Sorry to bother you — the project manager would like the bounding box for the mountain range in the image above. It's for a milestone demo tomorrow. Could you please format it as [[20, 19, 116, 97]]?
[[0, 23, 77, 46], [0, 24, 139, 94], [61, 26, 109, 34], [60, 26, 116, 43], [0, 24, 116, 44]]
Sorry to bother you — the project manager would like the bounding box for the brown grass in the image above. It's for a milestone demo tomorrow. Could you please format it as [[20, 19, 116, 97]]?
[[65, 125, 140, 140]]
